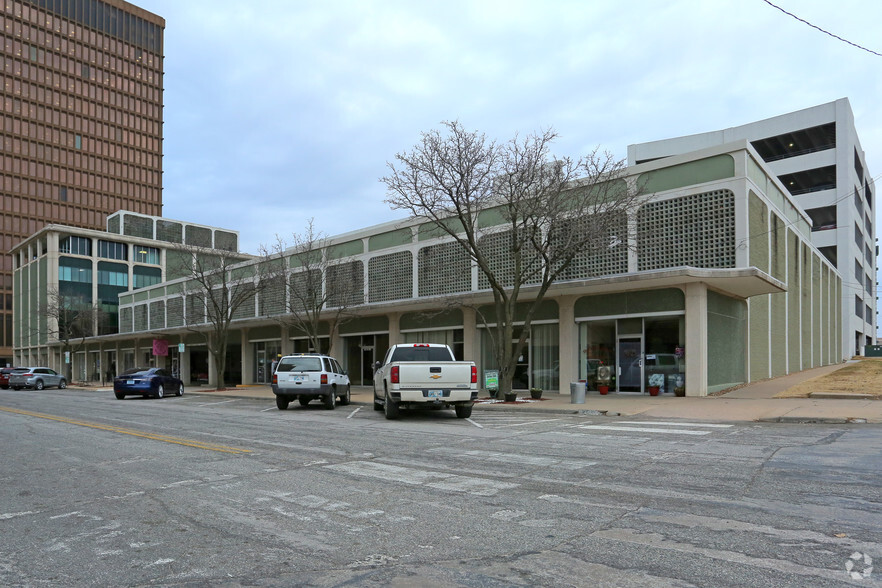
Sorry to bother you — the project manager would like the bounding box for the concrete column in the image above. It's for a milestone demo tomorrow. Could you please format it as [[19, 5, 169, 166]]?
[[387, 313, 401, 346], [557, 295, 577, 394], [330, 326, 344, 360], [179, 340, 191, 386], [241, 328, 253, 385], [277, 326, 287, 356], [684, 283, 709, 397], [461, 306, 477, 366], [207, 350, 217, 388]]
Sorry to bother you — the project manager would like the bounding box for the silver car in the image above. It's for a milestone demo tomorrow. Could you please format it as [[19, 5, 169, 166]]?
[[9, 367, 67, 390]]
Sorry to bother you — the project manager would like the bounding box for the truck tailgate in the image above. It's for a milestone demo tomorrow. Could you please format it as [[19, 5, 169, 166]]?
[[395, 362, 473, 389]]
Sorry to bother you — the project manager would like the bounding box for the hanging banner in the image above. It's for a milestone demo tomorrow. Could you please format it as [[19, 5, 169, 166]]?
[[153, 339, 169, 356]]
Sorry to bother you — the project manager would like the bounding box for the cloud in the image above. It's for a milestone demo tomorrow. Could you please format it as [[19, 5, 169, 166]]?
[[138, 0, 882, 253]]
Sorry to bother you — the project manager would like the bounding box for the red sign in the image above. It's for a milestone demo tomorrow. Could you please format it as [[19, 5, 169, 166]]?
[[153, 339, 169, 356]]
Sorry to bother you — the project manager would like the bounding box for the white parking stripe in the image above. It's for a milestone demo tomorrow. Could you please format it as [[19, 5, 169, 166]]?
[[347, 407, 361, 419], [617, 421, 733, 428], [578, 425, 711, 435], [465, 418, 483, 428], [197, 399, 238, 407]]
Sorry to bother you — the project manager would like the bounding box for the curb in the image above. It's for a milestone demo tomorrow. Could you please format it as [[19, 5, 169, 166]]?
[[756, 416, 869, 424], [808, 393, 880, 400]]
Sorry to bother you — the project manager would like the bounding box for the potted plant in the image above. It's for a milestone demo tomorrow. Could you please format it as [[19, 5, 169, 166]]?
[[596, 365, 611, 394], [673, 374, 685, 397], [648, 373, 664, 396], [529, 387, 543, 400], [503, 391, 518, 402]]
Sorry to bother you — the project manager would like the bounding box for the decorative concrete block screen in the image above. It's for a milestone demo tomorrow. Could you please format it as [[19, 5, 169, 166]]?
[[288, 269, 321, 313], [156, 220, 183, 244], [214, 231, 238, 252], [327, 261, 364, 308], [637, 190, 736, 270], [231, 283, 256, 320], [369, 251, 413, 302], [185, 226, 212, 248], [186, 294, 205, 325], [133, 304, 148, 332], [557, 211, 629, 280], [106, 215, 120, 234], [149, 301, 165, 329], [259, 276, 286, 316], [418, 241, 471, 296], [166, 297, 183, 327], [119, 307, 133, 333], [477, 230, 534, 290], [123, 214, 153, 239]]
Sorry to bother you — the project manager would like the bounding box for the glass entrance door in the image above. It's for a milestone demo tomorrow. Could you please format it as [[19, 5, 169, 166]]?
[[617, 337, 643, 392], [513, 344, 530, 390], [256, 347, 267, 383]]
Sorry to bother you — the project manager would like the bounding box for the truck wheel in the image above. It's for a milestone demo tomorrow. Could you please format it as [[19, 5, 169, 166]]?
[[384, 391, 400, 420], [455, 404, 473, 419], [374, 396, 383, 411], [338, 385, 351, 406], [276, 396, 290, 410], [323, 391, 336, 410], [298, 397, 311, 407]]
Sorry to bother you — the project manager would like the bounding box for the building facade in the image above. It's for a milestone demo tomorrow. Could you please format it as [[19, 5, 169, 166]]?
[[13, 143, 843, 398], [12, 211, 243, 382], [1, 0, 164, 365], [628, 98, 875, 356]]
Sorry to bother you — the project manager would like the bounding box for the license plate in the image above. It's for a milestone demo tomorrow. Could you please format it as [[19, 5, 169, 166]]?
[[127, 380, 134, 385], [291, 375, 306, 382], [427, 389, 442, 398]]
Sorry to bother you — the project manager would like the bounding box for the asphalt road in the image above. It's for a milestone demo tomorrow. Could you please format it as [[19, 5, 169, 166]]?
[[1, 387, 881, 587]]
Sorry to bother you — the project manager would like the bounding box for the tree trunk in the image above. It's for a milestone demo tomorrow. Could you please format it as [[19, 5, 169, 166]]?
[[212, 334, 228, 390]]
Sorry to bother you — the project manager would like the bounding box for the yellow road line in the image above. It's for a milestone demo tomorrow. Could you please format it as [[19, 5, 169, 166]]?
[[0, 406, 251, 454]]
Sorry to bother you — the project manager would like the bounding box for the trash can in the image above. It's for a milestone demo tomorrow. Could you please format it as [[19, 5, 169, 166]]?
[[570, 381, 586, 404]]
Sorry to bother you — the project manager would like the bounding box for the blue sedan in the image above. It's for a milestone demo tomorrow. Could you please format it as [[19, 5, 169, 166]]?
[[114, 368, 184, 399]]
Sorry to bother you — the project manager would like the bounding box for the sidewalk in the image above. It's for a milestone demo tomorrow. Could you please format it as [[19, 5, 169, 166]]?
[[176, 362, 882, 424]]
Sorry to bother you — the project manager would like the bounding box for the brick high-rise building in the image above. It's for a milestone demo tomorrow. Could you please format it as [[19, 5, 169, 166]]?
[[1, 0, 164, 365]]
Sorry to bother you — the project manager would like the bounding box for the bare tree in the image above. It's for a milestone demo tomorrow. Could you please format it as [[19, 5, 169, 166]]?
[[269, 219, 362, 357], [38, 287, 109, 382], [171, 242, 285, 389], [382, 121, 643, 395]]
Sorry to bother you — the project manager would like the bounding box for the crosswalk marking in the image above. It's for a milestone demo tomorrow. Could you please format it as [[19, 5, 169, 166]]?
[[324, 461, 519, 496]]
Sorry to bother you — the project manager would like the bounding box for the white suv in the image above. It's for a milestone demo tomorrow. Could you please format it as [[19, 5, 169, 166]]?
[[271, 354, 351, 410]]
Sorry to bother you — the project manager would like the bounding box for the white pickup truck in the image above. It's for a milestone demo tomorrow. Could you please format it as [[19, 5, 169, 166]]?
[[373, 343, 477, 419]]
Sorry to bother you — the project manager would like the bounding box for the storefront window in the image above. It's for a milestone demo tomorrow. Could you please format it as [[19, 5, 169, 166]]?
[[643, 317, 685, 393], [530, 324, 558, 391], [579, 320, 616, 390], [479, 324, 559, 391]]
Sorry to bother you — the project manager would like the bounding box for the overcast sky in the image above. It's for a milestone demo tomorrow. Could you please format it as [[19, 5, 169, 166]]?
[[136, 0, 882, 254]]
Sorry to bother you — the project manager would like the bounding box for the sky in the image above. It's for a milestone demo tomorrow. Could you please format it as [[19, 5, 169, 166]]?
[[135, 0, 882, 255]]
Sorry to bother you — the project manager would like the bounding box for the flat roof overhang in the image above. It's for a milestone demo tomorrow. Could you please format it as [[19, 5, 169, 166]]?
[[547, 266, 786, 300], [27, 267, 787, 348]]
